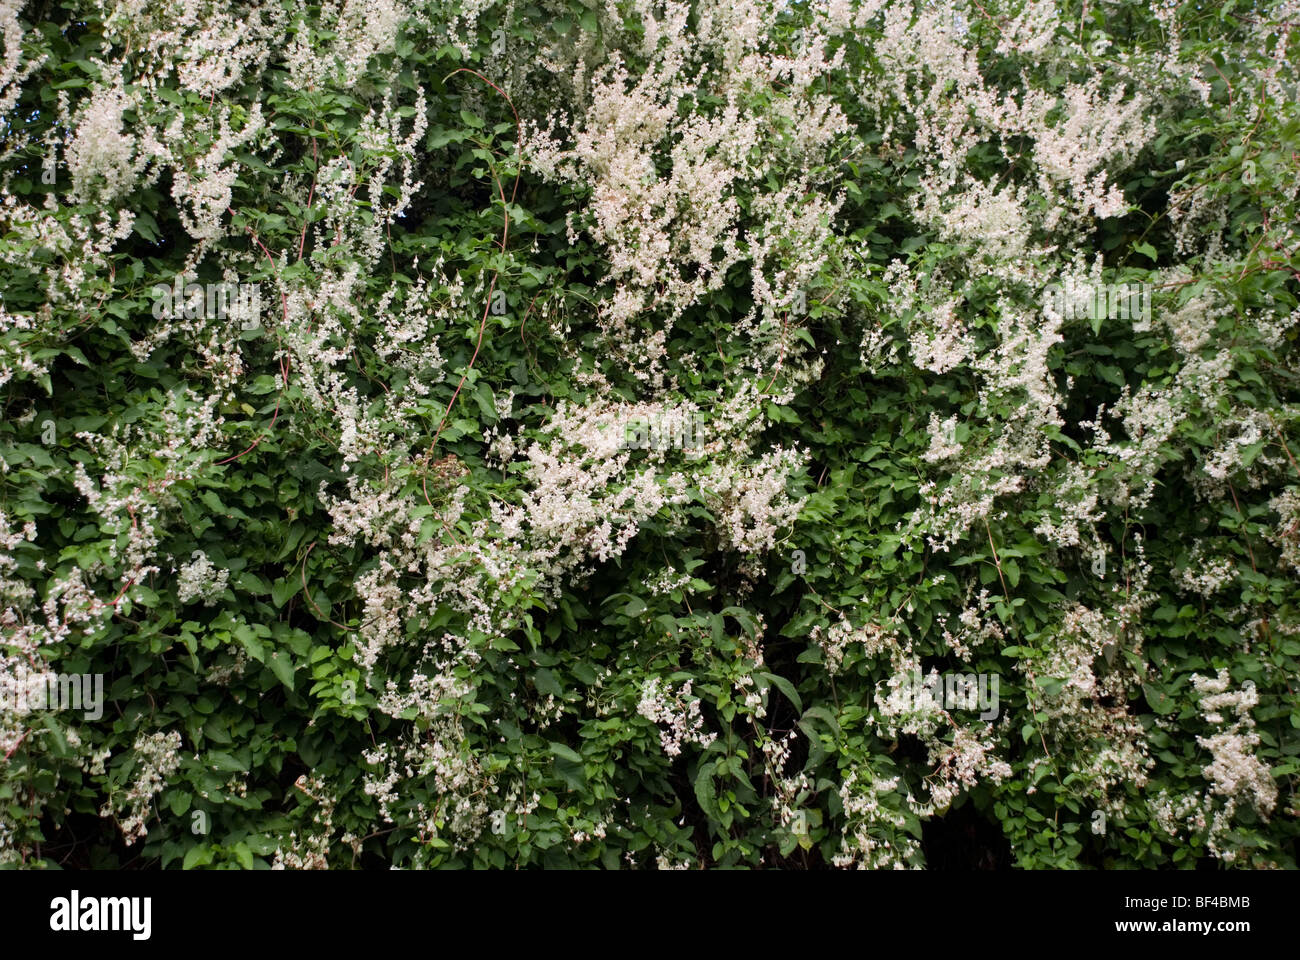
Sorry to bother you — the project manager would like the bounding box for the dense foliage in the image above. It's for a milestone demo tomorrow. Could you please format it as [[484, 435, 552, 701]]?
[[1, 0, 1299, 869]]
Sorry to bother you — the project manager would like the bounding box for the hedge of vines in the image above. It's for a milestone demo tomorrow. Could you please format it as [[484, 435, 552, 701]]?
[[2, 0, 1299, 869]]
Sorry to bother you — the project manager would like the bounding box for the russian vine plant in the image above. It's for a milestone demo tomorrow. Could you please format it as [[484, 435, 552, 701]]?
[[0, 0, 1298, 868]]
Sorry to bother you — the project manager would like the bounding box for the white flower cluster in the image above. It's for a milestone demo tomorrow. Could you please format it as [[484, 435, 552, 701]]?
[[925, 725, 1013, 812], [100, 730, 182, 846], [809, 614, 894, 676], [645, 566, 692, 598], [176, 550, 230, 606], [1021, 600, 1153, 808], [1267, 487, 1300, 574], [831, 769, 919, 870], [65, 81, 148, 203], [703, 446, 809, 554], [525, 0, 849, 385], [1201, 411, 1272, 487], [636, 677, 716, 757], [0, 0, 43, 120], [285, 0, 408, 90], [1193, 671, 1277, 822], [1174, 543, 1238, 598], [921, 414, 962, 463], [273, 775, 338, 870]]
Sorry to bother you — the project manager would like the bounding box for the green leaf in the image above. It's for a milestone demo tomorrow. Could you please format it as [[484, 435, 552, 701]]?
[[534, 668, 564, 699], [760, 671, 802, 713], [694, 763, 717, 818], [1003, 558, 1020, 588], [234, 624, 266, 663], [271, 578, 297, 609], [548, 741, 583, 764], [1132, 241, 1158, 262], [183, 846, 214, 870], [801, 705, 841, 737], [267, 651, 295, 691], [207, 751, 248, 773], [1142, 682, 1176, 715]]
